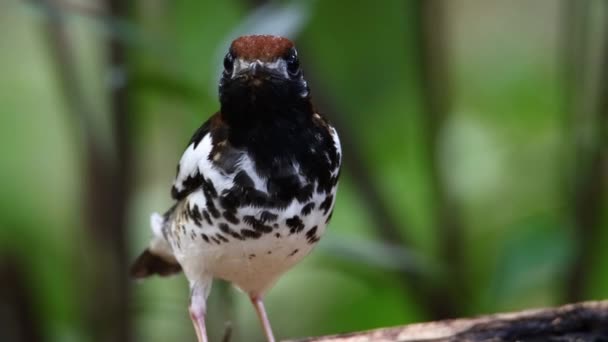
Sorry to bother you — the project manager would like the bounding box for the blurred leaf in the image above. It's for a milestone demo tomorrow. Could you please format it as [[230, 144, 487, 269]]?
[[134, 68, 206, 104], [440, 114, 505, 202], [487, 216, 574, 309], [319, 234, 438, 276]]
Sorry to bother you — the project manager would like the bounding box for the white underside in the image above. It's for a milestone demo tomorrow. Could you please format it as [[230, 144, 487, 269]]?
[[174, 222, 318, 297]]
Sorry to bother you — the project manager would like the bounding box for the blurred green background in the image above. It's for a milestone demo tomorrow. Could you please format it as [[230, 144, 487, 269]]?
[[1, 0, 607, 341]]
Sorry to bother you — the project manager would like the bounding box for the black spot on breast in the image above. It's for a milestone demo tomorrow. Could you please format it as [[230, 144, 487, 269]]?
[[275, 233, 281, 238], [260, 211, 278, 223], [229, 231, 243, 240], [201, 233, 210, 243], [241, 229, 261, 239], [219, 189, 241, 212], [188, 204, 202, 227], [243, 215, 257, 226], [205, 192, 221, 218], [202, 210, 213, 225], [288, 249, 299, 257], [301, 202, 315, 216], [216, 233, 229, 243], [267, 251, 272, 255], [243, 215, 273, 233], [267, 175, 301, 202], [306, 226, 319, 244], [248, 254, 256, 260], [218, 223, 230, 234], [234, 170, 254, 188], [245, 189, 271, 207], [255, 223, 273, 233], [220, 185, 291, 210], [295, 184, 314, 203], [286, 215, 305, 234], [305, 226, 317, 240], [173, 171, 205, 200], [202, 178, 218, 198], [210, 236, 221, 244], [207, 205, 220, 219], [319, 194, 334, 215], [223, 211, 240, 224], [316, 171, 334, 194], [218, 223, 243, 240]]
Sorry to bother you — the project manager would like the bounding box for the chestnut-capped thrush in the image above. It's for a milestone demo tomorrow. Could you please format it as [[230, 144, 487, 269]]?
[[131, 35, 341, 342]]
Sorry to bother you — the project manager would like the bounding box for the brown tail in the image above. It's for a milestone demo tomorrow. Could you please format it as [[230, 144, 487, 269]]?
[[130, 249, 182, 278]]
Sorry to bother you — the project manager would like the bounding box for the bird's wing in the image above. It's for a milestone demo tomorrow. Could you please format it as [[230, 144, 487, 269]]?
[[170, 115, 215, 201]]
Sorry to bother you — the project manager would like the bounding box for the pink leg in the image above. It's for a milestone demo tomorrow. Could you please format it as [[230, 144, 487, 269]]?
[[189, 291, 208, 342], [250, 296, 276, 342]]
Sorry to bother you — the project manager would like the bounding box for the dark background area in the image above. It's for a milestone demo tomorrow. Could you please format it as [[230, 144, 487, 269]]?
[[0, 0, 606, 341]]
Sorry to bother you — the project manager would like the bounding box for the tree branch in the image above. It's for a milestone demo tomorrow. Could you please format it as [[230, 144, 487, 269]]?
[[288, 301, 608, 342]]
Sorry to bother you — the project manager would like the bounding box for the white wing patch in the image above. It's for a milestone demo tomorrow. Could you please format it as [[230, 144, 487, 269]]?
[[174, 132, 270, 199], [173, 134, 214, 194]]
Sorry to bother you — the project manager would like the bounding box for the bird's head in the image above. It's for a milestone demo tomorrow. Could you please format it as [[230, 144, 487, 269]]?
[[219, 35, 310, 118]]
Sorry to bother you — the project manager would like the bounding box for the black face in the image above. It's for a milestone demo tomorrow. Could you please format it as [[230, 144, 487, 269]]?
[[218, 48, 310, 122]]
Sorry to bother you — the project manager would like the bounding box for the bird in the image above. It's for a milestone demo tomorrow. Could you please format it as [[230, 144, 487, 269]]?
[[130, 35, 341, 342]]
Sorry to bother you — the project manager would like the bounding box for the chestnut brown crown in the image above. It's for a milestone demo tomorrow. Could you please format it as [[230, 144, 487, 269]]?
[[230, 35, 295, 61]]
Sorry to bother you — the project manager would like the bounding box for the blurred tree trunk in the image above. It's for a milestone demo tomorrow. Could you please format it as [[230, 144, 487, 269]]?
[[0, 255, 44, 342], [410, 0, 463, 318], [39, 0, 134, 340], [563, 0, 608, 302]]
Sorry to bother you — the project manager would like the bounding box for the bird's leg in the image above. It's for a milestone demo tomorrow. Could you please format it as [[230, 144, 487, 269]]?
[[189, 282, 211, 342], [189, 305, 207, 342], [250, 295, 276, 342]]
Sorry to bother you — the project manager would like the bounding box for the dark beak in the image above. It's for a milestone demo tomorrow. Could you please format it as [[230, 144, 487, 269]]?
[[233, 61, 283, 82]]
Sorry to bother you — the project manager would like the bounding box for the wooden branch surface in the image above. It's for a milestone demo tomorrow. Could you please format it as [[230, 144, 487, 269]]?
[[287, 301, 608, 342]]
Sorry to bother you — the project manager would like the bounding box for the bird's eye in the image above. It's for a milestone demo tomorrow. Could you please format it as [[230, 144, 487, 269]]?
[[223, 52, 234, 74], [286, 49, 300, 76]]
